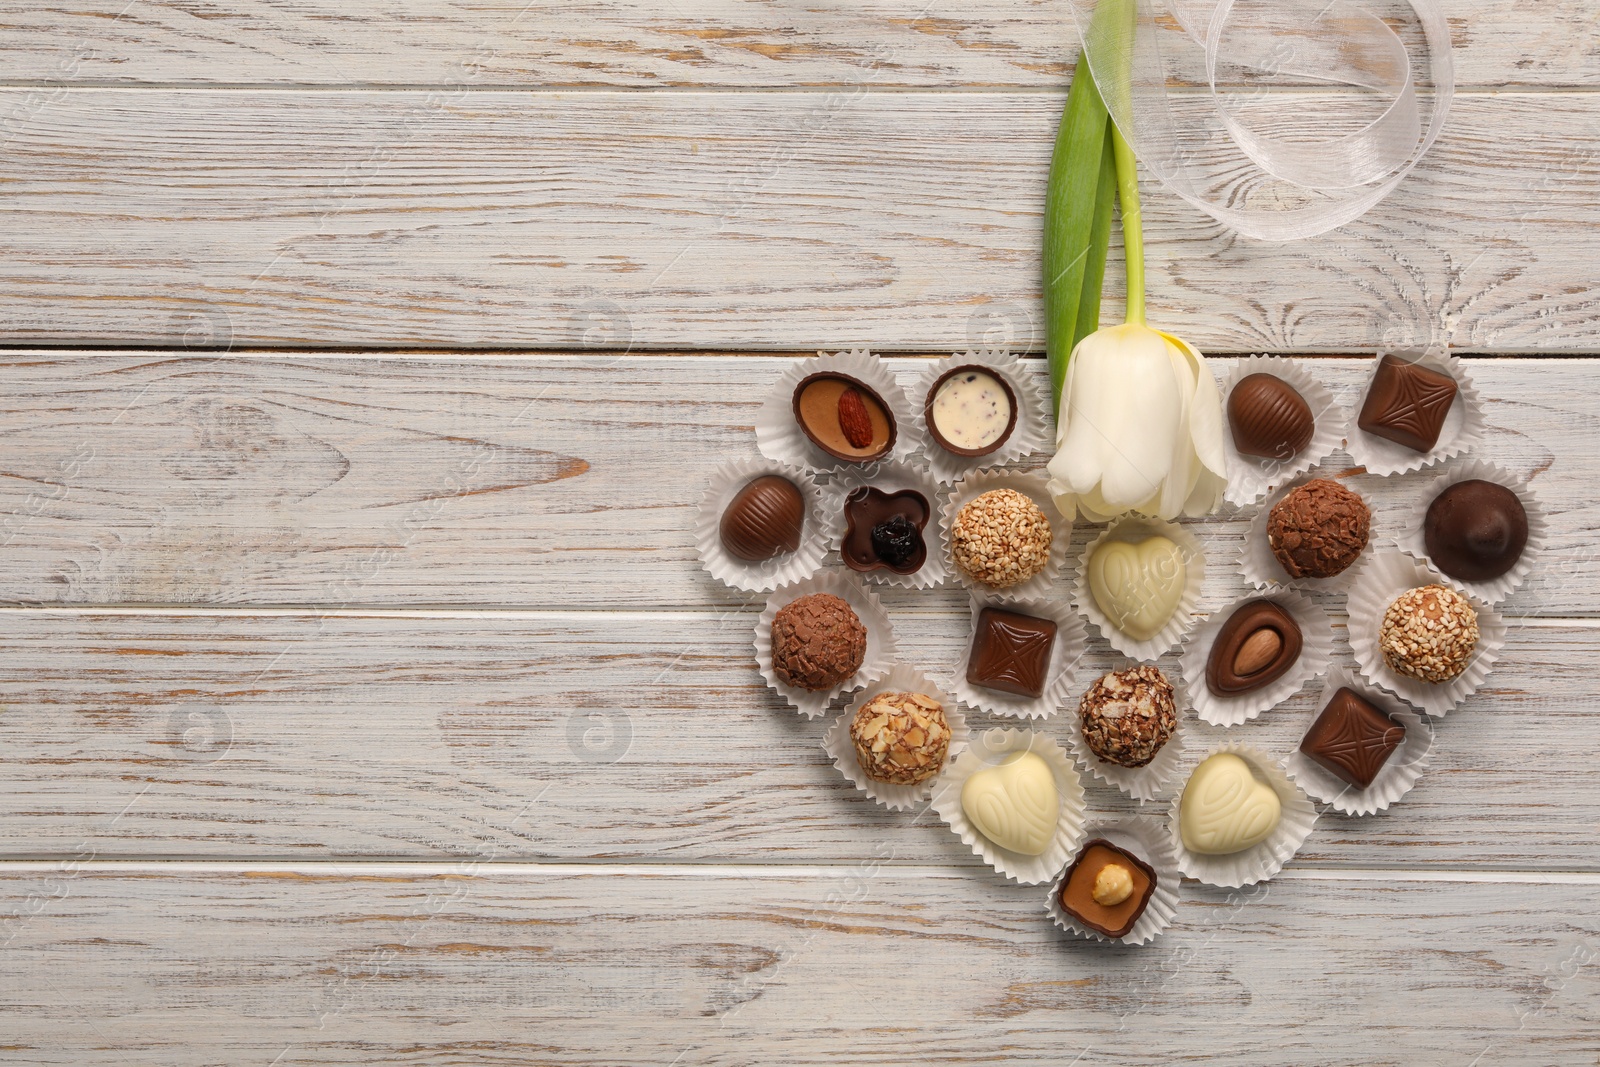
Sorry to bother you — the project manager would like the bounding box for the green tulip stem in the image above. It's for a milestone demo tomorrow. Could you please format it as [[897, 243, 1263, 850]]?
[[1111, 122, 1145, 327]]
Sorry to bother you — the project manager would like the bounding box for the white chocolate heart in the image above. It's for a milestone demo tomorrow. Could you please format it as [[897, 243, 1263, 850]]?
[[1179, 753, 1282, 856], [1088, 536, 1187, 641], [960, 751, 1059, 856]]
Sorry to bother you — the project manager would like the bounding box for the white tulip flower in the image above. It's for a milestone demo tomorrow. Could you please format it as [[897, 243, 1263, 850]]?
[[1046, 321, 1227, 522]]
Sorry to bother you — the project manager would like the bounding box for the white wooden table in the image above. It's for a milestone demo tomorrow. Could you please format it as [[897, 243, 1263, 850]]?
[[2, 4, 1598, 1064]]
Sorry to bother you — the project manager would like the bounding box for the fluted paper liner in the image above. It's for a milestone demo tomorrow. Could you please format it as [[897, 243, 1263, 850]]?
[[1345, 350, 1486, 477], [829, 461, 950, 590], [950, 592, 1087, 719], [942, 470, 1072, 600], [914, 350, 1053, 484], [1345, 550, 1504, 717], [1220, 356, 1342, 506], [1181, 589, 1334, 727], [1167, 742, 1318, 888], [1063, 667, 1188, 803], [1396, 457, 1547, 606], [930, 728, 1087, 885], [821, 663, 970, 811], [1240, 471, 1374, 594], [1075, 518, 1205, 660], [754, 571, 896, 719], [755, 349, 924, 474], [697, 457, 840, 593], [1283, 668, 1433, 816], [1045, 816, 1181, 946]]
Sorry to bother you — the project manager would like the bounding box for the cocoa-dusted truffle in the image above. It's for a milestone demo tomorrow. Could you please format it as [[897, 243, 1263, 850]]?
[[1267, 479, 1370, 579], [1379, 584, 1479, 684], [848, 691, 952, 785], [770, 592, 867, 691], [1077, 666, 1178, 768]]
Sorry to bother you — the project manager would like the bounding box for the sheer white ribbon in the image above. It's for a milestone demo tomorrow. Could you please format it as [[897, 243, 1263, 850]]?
[[1069, 0, 1454, 241]]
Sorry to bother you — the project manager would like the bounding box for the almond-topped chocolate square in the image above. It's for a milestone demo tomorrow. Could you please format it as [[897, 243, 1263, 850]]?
[[1299, 687, 1405, 790], [966, 606, 1056, 699]]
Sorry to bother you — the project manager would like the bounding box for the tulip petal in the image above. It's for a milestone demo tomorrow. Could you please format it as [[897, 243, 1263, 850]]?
[[1059, 324, 1180, 509], [1161, 330, 1228, 480]]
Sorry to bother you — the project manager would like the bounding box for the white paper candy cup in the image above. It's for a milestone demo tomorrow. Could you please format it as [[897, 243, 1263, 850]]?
[[1283, 668, 1433, 817], [696, 458, 840, 593], [929, 728, 1087, 885], [1346, 550, 1505, 717], [950, 592, 1087, 720], [1240, 472, 1374, 594], [1045, 816, 1181, 947], [1167, 742, 1318, 888], [1220, 356, 1342, 507], [1075, 518, 1205, 660], [755, 349, 924, 474], [1062, 666, 1188, 803], [1345, 350, 1486, 477], [829, 462, 950, 590], [820, 663, 970, 812], [913, 350, 1053, 484], [1180, 589, 1334, 727], [942, 470, 1072, 600], [754, 571, 896, 719], [1395, 457, 1548, 606]]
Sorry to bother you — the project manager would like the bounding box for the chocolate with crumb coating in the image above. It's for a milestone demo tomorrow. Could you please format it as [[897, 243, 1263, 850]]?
[[770, 592, 867, 691], [1267, 479, 1370, 579]]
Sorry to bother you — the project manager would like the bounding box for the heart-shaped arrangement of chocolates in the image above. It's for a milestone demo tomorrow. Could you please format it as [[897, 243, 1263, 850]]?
[[1178, 753, 1282, 856], [1087, 535, 1186, 641]]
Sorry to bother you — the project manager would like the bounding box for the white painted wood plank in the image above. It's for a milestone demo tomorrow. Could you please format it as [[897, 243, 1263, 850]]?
[[0, 862, 1596, 1064], [0, 1, 1592, 88], [0, 92, 1597, 352], [0, 355, 1587, 614], [0, 608, 1592, 868]]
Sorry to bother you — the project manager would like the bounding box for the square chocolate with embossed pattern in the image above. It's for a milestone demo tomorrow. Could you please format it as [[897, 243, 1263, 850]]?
[[1299, 687, 1405, 790], [967, 606, 1056, 698], [1357, 354, 1458, 453]]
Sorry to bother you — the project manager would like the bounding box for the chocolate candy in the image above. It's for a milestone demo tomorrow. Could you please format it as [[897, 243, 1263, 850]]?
[[1424, 479, 1528, 582], [960, 751, 1058, 855], [1227, 373, 1314, 460], [793, 373, 896, 463], [1357, 354, 1458, 453], [966, 606, 1057, 698], [1205, 599, 1303, 696], [924, 366, 1017, 457], [770, 593, 866, 691], [1057, 839, 1157, 938], [1299, 687, 1404, 789], [1380, 585, 1479, 684], [1178, 753, 1281, 856], [1086, 535, 1186, 641], [1077, 667, 1177, 768], [719, 475, 805, 562], [841, 487, 930, 575], [1266, 478, 1370, 579]]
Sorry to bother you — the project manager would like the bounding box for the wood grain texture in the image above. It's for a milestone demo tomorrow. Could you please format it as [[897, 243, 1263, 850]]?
[[0, 607, 1592, 868], [0, 354, 1586, 613], [0, 863, 1597, 1065], [0, 0, 1594, 88], [1, 92, 1598, 352]]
